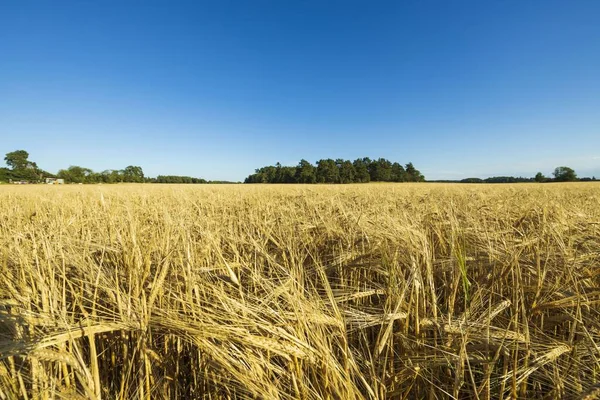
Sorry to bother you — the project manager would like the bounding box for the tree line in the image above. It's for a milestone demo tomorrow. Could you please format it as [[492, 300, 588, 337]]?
[[455, 167, 595, 183], [55, 165, 147, 183], [0, 150, 217, 184], [245, 158, 425, 184], [2, 149, 596, 185]]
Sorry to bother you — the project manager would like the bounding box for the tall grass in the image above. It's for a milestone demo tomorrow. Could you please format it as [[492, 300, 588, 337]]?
[[1, 183, 599, 399]]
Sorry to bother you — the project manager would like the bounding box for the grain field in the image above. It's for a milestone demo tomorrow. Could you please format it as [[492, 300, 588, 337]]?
[[1, 183, 599, 399]]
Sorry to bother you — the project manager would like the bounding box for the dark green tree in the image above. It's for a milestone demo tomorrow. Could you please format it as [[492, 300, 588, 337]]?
[[274, 162, 283, 183], [534, 172, 546, 183], [0, 168, 10, 182], [461, 178, 484, 183], [279, 166, 297, 183], [105, 170, 125, 183], [338, 160, 356, 183], [4, 150, 31, 170], [316, 159, 339, 183], [405, 162, 425, 182], [552, 166, 577, 182], [295, 159, 316, 183], [123, 165, 145, 183], [367, 159, 378, 181], [245, 166, 278, 183], [352, 159, 370, 183], [391, 162, 406, 182], [369, 158, 392, 181], [57, 166, 93, 183], [4, 150, 42, 182]]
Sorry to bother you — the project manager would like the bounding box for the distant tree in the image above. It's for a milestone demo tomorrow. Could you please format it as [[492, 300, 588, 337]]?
[[352, 159, 370, 183], [534, 172, 546, 183], [338, 159, 356, 183], [206, 180, 237, 184], [4, 150, 31, 170], [405, 162, 425, 182], [460, 178, 484, 183], [295, 159, 316, 183], [106, 170, 125, 183], [552, 166, 577, 182], [367, 159, 378, 181], [0, 167, 9, 182], [156, 175, 207, 183], [245, 165, 278, 183], [274, 162, 283, 182], [404, 162, 415, 181], [279, 166, 297, 183], [368, 158, 392, 181], [378, 158, 393, 181], [244, 173, 259, 184], [484, 176, 532, 183], [123, 165, 145, 183], [57, 165, 93, 183], [391, 162, 406, 182], [265, 166, 278, 182], [263, 166, 277, 182], [316, 159, 339, 183], [98, 170, 114, 183], [3, 150, 42, 182], [10, 166, 40, 182]]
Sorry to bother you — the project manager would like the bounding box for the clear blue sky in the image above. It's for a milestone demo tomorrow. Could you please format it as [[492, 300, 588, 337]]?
[[1, 1, 599, 181]]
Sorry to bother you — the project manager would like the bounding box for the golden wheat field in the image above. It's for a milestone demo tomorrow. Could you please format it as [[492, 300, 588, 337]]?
[[1, 183, 600, 399]]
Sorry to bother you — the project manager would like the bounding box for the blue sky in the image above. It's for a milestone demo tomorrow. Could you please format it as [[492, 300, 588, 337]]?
[[1, 1, 599, 181]]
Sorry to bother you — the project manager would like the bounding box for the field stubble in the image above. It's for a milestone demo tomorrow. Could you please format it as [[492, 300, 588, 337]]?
[[1, 183, 600, 399]]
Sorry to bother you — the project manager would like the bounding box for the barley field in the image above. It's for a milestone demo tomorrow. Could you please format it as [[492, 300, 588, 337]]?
[[1, 183, 599, 399]]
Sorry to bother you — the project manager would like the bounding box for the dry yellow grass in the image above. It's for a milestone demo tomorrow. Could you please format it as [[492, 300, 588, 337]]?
[[1, 182, 599, 399]]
